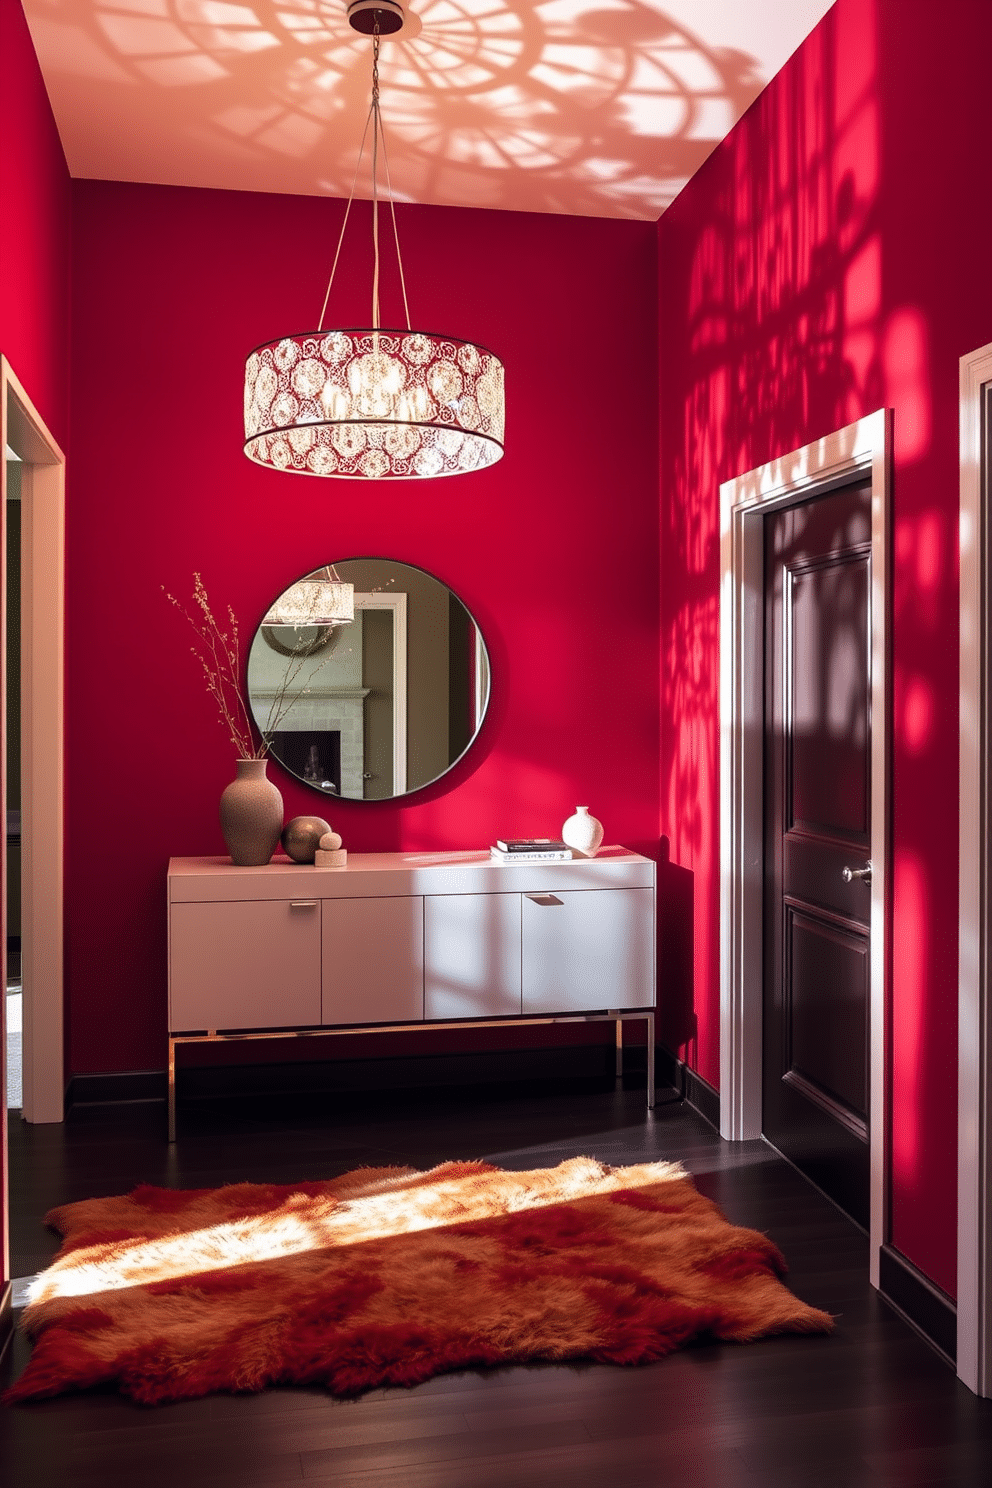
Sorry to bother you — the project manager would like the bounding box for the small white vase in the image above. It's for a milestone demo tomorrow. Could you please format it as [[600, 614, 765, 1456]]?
[[562, 805, 604, 858]]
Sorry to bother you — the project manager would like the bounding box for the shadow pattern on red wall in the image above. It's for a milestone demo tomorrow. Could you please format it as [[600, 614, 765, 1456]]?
[[658, 0, 985, 1295]]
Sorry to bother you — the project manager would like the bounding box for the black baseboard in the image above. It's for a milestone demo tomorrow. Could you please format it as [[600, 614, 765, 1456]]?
[[684, 1066, 720, 1130], [878, 1242, 956, 1367], [65, 1069, 167, 1108], [66, 1043, 662, 1111], [656, 1045, 680, 1090], [657, 1045, 720, 1130]]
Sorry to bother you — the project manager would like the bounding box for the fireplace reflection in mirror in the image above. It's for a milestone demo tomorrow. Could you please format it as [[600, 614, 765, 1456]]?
[[267, 731, 343, 796]]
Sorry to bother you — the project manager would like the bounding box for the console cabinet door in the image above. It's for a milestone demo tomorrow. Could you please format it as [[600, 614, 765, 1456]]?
[[169, 899, 321, 1032], [424, 892, 522, 1019], [521, 887, 654, 1014], [322, 896, 424, 1024]]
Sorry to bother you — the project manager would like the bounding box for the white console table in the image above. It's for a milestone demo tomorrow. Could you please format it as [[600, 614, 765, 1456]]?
[[167, 848, 656, 1140]]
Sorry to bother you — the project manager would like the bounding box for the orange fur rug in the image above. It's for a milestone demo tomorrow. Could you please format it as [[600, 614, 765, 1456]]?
[[6, 1157, 833, 1405]]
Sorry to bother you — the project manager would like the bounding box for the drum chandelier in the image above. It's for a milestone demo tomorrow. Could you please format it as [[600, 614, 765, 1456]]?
[[243, 1, 505, 481]]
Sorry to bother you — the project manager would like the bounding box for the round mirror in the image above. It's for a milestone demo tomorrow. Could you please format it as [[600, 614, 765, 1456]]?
[[247, 559, 491, 801]]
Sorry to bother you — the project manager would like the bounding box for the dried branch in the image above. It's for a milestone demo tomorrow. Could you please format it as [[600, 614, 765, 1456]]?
[[164, 574, 344, 760]]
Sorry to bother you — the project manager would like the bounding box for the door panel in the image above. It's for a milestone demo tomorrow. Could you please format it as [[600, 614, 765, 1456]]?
[[521, 887, 653, 1014], [424, 892, 522, 1019], [785, 903, 869, 1133], [322, 896, 424, 1025], [789, 556, 870, 839], [763, 481, 872, 1227], [169, 900, 321, 1032]]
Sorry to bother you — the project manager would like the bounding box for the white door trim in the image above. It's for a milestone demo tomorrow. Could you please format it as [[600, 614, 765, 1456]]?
[[719, 408, 891, 1289], [1, 356, 66, 1126], [958, 344, 992, 1396], [355, 592, 407, 796]]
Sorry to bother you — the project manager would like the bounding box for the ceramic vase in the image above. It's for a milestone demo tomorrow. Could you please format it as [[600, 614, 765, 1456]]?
[[562, 805, 604, 859], [220, 758, 284, 866]]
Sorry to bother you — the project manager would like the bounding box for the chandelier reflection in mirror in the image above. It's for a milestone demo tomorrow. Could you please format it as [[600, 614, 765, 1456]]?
[[243, 1, 505, 481], [262, 566, 355, 628]]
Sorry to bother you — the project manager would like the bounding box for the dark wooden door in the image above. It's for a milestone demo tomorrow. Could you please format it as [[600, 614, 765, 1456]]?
[[763, 481, 872, 1228]]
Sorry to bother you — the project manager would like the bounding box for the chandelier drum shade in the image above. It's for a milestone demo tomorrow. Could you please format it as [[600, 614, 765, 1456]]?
[[244, 3, 504, 481], [244, 328, 504, 479]]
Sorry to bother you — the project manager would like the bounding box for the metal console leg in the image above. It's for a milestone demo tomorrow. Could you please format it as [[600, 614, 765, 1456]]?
[[646, 1012, 655, 1109], [615, 1017, 623, 1080], [168, 1038, 177, 1143]]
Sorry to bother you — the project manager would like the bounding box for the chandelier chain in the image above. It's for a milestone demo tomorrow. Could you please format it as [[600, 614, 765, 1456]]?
[[371, 27, 381, 334], [371, 24, 380, 108]]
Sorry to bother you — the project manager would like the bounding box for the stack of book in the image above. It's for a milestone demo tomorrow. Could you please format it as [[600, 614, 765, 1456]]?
[[490, 838, 573, 863]]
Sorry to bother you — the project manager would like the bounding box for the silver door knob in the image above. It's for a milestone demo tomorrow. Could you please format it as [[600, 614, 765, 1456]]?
[[842, 860, 872, 885]]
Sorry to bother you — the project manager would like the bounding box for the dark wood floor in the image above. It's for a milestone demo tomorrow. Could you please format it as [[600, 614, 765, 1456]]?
[[2, 1075, 992, 1487]]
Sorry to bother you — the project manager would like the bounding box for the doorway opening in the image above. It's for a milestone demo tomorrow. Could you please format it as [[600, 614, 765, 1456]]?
[[1, 358, 66, 1136], [5, 452, 22, 1112], [762, 478, 873, 1228], [718, 409, 891, 1286]]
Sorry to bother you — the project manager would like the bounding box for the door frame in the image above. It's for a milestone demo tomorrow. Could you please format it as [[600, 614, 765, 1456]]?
[[1, 356, 66, 1126], [718, 408, 891, 1288], [355, 591, 407, 796], [958, 343, 992, 1396]]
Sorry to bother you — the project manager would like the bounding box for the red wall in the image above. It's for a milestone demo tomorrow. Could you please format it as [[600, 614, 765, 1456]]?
[[658, 0, 992, 1296], [66, 181, 659, 1079], [0, 0, 71, 448]]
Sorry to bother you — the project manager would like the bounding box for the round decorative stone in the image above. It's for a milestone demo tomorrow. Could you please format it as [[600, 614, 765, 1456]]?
[[281, 815, 332, 863]]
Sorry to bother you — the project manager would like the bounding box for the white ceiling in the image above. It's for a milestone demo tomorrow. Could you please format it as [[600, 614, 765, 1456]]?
[[24, 0, 835, 220]]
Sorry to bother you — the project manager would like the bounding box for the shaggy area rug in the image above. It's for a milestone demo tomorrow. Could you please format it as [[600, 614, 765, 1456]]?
[[5, 1157, 833, 1405]]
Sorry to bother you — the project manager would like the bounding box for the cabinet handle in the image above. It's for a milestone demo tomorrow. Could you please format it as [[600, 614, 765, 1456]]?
[[289, 901, 318, 910], [525, 893, 563, 907]]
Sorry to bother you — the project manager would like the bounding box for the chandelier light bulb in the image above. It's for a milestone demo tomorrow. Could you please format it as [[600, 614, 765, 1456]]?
[[320, 383, 349, 421]]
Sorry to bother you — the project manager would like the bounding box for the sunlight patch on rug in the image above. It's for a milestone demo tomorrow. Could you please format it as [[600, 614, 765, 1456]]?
[[23, 1156, 686, 1304], [5, 1157, 834, 1406]]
